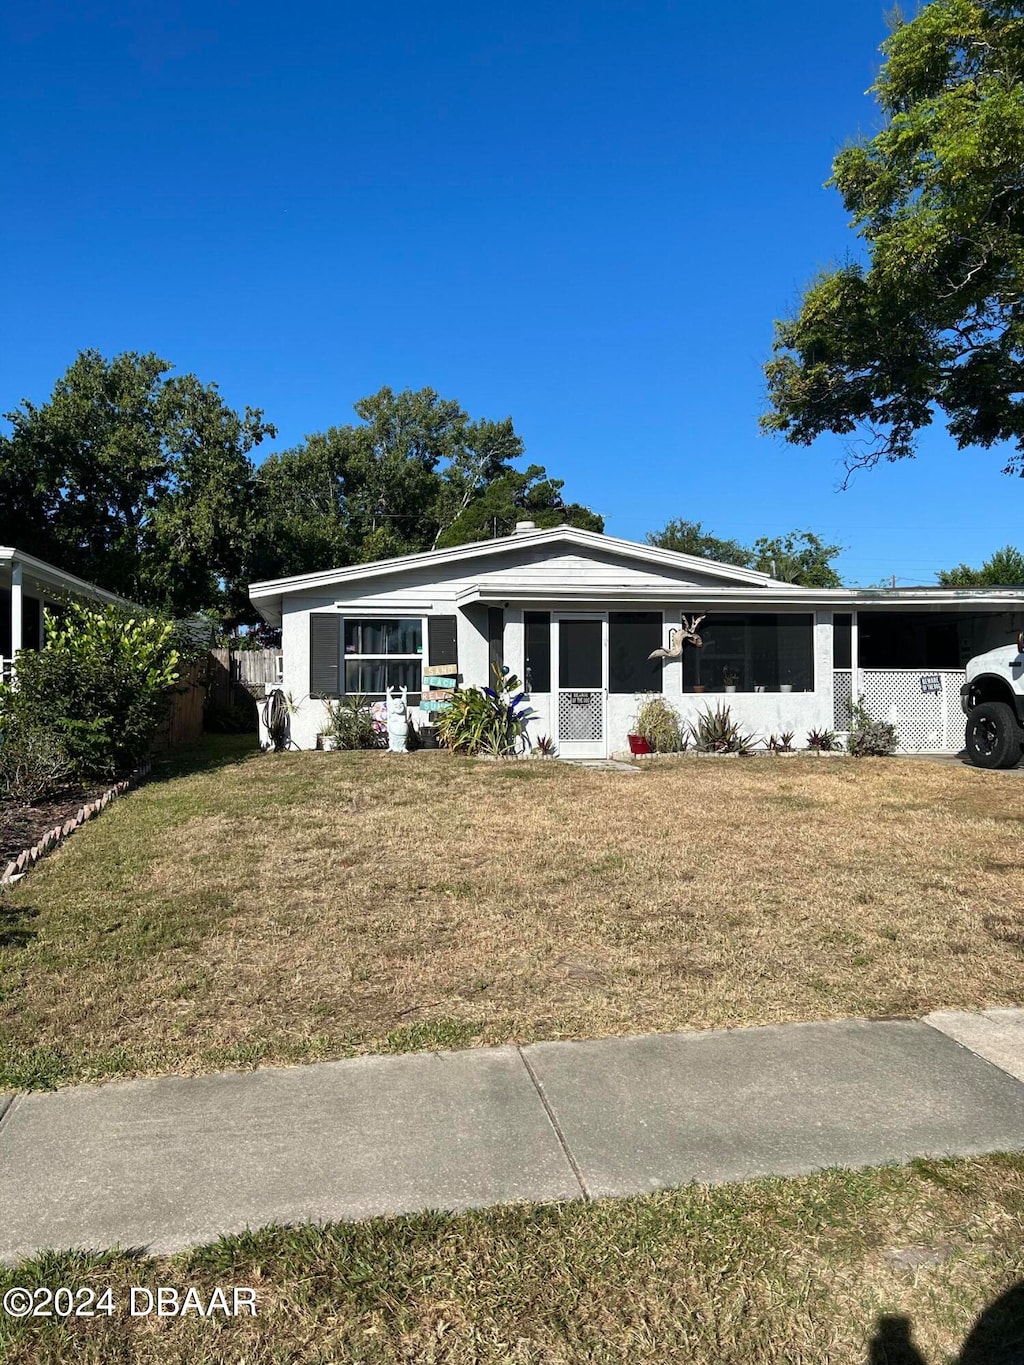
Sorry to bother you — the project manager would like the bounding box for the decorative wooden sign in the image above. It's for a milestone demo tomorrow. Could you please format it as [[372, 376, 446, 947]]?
[[423, 675, 456, 689], [420, 698, 451, 712], [425, 663, 458, 675]]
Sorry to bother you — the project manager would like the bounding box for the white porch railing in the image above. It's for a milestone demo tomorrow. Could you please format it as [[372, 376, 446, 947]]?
[[833, 668, 966, 753]]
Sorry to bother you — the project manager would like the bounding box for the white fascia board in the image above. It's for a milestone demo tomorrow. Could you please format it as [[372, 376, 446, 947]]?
[[457, 583, 1024, 608]]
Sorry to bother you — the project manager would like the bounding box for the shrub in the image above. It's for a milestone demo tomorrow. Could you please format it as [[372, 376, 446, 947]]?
[[324, 695, 381, 750], [690, 703, 759, 755], [0, 602, 182, 779], [632, 695, 687, 752], [766, 731, 796, 753], [806, 727, 839, 752], [0, 720, 73, 803], [436, 666, 535, 756], [846, 698, 898, 757]]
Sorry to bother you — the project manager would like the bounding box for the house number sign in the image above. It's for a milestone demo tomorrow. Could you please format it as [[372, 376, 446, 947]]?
[[919, 674, 942, 693]]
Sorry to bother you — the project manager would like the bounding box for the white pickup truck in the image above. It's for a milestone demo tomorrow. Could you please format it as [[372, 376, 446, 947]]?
[[961, 631, 1024, 767]]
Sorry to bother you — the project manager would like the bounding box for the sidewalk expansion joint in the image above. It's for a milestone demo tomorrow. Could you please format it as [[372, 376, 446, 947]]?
[[517, 1047, 590, 1202]]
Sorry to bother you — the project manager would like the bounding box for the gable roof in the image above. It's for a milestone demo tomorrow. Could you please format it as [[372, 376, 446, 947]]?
[[249, 523, 778, 617]]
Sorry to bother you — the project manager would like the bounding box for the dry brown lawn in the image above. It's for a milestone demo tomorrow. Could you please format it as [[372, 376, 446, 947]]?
[[2, 737, 1023, 1087]]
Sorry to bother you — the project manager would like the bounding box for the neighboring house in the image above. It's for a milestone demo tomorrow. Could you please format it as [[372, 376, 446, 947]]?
[[248, 522, 1024, 756], [0, 546, 136, 677]]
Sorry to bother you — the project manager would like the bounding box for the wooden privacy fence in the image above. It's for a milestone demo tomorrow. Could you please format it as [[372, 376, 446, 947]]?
[[207, 648, 281, 730], [153, 655, 209, 751]]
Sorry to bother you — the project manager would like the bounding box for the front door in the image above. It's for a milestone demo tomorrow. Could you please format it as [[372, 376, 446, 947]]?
[[554, 615, 607, 759]]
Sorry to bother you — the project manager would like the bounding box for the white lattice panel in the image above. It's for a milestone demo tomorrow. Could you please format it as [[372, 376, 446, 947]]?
[[833, 670, 853, 732], [558, 689, 604, 742], [857, 670, 966, 753]]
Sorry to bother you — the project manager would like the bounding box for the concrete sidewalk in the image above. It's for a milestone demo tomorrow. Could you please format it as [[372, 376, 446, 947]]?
[[1, 1009, 1023, 1265]]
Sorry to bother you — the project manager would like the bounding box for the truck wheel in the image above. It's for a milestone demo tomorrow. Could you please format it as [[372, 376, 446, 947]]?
[[965, 701, 1023, 769]]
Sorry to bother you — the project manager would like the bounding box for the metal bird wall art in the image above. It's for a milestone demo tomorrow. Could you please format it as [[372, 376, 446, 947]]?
[[648, 614, 706, 660]]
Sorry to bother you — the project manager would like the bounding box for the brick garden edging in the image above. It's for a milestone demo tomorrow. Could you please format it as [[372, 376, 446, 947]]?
[[1, 761, 152, 886]]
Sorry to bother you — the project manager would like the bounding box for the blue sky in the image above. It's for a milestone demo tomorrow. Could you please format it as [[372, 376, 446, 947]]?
[[3, 0, 1020, 586]]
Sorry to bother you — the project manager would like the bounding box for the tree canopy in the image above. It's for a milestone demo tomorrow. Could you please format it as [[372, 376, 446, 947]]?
[[1, 357, 602, 623], [248, 386, 602, 593], [763, 0, 1024, 480], [939, 543, 1024, 583], [0, 350, 275, 615], [646, 519, 843, 586]]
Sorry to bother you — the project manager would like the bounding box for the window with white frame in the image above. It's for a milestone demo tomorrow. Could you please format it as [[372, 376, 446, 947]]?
[[343, 618, 423, 697]]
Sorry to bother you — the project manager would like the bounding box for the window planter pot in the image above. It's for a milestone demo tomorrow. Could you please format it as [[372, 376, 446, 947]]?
[[691, 685, 706, 694], [627, 733, 652, 755], [725, 685, 737, 693], [779, 684, 793, 693]]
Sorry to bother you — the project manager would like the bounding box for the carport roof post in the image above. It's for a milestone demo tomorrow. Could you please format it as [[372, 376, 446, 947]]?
[[10, 558, 22, 654]]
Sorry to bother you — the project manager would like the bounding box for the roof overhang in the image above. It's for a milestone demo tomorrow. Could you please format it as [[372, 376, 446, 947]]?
[[0, 547, 137, 609], [457, 583, 1024, 609]]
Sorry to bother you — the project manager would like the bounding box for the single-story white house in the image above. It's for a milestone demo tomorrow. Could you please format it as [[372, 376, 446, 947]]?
[[1, 546, 137, 678], [248, 522, 1024, 757]]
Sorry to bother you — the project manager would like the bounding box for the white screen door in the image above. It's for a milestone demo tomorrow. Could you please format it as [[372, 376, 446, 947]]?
[[554, 615, 607, 758]]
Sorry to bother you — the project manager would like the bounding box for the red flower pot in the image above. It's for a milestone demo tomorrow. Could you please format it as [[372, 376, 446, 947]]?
[[627, 733, 652, 755]]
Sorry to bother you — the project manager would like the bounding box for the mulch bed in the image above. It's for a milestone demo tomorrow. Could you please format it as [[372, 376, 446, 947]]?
[[0, 785, 108, 866]]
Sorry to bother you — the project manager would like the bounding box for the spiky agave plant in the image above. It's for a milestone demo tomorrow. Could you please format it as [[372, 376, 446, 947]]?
[[689, 702, 759, 756]]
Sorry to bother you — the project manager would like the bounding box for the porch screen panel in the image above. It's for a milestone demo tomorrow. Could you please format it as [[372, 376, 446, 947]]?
[[428, 615, 458, 669], [833, 613, 852, 669], [558, 619, 602, 688], [488, 607, 504, 674], [525, 611, 551, 692], [310, 614, 341, 696], [682, 614, 813, 691], [609, 612, 662, 693]]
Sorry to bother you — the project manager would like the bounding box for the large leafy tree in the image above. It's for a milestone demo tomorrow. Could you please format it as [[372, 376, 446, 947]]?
[[749, 531, 843, 587], [0, 350, 275, 614], [646, 519, 842, 585], [250, 386, 603, 582], [645, 518, 753, 567], [763, 0, 1024, 479], [939, 542, 1024, 582]]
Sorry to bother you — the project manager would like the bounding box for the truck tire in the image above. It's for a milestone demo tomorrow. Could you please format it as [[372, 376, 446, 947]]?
[[965, 701, 1023, 769]]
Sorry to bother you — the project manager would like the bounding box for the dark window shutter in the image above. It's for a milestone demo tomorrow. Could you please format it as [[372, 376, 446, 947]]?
[[310, 615, 341, 695], [428, 615, 459, 670]]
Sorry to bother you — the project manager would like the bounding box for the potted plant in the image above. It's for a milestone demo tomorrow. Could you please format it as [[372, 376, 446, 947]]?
[[631, 695, 686, 754], [723, 667, 739, 693]]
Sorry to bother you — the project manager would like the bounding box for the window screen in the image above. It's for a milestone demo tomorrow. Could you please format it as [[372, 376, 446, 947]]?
[[608, 612, 662, 693], [524, 612, 551, 692], [487, 607, 504, 674], [833, 613, 852, 669], [681, 614, 814, 691]]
